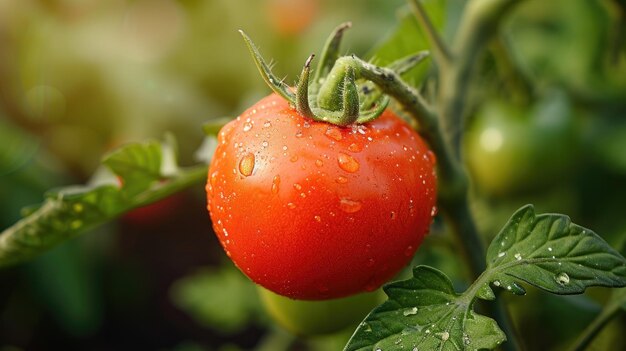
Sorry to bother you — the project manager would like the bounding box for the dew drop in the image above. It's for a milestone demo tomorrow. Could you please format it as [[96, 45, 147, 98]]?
[[390, 211, 397, 220], [293, 183, 302, 190], [243, 122, 252, 132], [403, 307, 418, 316], [339, 198, 362, 213], [290, 155, 299, 162], [295, 130, 303, 138], [335, 176, 348, 184], [555, 272, 570, 285], [315, 159, 323, 167], [348, 143, 362, 152], [318, 285, 330, 294], [430, 206, 438, 217], [404, 245, 414, 257], [426, 150, 437, 164], [238, 153, 255, 176], [314, 215, 322, 222], [287, 202, 296, 209], [364, 282, 378, 292], [514, 253, 522, 261], [338, 153, 360, 173], [210, 171, 219, 188], [263, 121, 271, 128], [271, 175, 281, 194], [498, 252, 506, 258], [325, 127, 343, 141]]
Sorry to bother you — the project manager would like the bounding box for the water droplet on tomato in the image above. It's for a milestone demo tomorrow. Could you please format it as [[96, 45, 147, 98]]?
[[390, 211, 397, 220], [338, 153, 360, 173], [290, 155, 298, 162], [404, 245, 414, 257], [271, 175, 280, 194], [348, 143, 362, 152], [238, 153, 255, 176], [317, 285, 330, 294], [314, 215, 321, 222], [339, 198, 362, 213], [335, 176, 348, 184], [263, 121, 271, 128], [209, 171, 219, 188], [364, 281, 378, 292], [426, 150, 436, 164], [243, 122, 252, 132], [315, 159, 323, 167], [293, 183, 302, 190], [430, 206, 438, 217], [287, 202, 296, 209], [295, 130, 303, 138], [325, 127, 343, 141]]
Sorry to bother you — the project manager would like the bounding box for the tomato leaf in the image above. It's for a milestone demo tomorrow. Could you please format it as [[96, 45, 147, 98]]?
[[343, 266, 506, 351], [102, 141, 164, 197], [484, 205, 626, 295], [0, 137, 211, 268]]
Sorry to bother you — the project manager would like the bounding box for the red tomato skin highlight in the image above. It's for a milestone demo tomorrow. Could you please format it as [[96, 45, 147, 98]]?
[[206, 94, 437, 300]]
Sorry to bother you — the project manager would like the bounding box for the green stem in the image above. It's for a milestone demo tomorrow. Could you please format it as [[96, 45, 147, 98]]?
[[567, 293, 625, 351], [439, 0, 523, 158], [408, 0, 452, 69], [406, 1, 528, 349], [0, 165, 207, 268]]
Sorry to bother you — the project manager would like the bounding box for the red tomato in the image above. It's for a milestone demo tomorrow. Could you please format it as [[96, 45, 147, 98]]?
[[206, 93, 437, 300]]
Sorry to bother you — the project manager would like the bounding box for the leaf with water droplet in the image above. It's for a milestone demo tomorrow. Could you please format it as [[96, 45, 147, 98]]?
[[484, 205, 626, 296], [0, 137, 208, 268], [343, 266, 505, 351]]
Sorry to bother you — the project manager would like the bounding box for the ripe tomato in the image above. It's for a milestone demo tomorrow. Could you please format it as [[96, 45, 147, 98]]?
[[206, 93, 437, 300]]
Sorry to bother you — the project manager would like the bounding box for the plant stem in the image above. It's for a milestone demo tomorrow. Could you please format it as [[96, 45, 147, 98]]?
[[567, 292, 625, 351], [406, 1, 529, 350]]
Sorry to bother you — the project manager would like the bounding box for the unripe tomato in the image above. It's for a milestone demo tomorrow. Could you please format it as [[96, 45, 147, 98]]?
[[257, 286, 383, 336], [206, 93, 437, 300], [465, 95, 577, 196]]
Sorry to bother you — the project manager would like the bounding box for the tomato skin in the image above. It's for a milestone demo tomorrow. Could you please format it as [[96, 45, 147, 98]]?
[[207, 93, 437, 300]]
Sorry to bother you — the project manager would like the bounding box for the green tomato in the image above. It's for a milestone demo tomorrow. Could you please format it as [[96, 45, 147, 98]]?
[[465, 92, 578, 196], [257, 286, 383, 336]]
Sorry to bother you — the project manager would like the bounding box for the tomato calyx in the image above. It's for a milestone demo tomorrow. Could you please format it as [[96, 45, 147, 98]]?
[[240, 23, 429, 127]]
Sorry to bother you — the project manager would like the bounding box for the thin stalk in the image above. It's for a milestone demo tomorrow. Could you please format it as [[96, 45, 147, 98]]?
[[408, 0, 452, 68], [406, 1, 528, 349]]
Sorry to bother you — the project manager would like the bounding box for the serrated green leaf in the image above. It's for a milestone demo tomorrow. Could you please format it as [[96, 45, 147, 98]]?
[[344, 266, 505, 351], [0, 139, 208, 268], [486, 205, 626, 295], [102, 141, 163, 197]]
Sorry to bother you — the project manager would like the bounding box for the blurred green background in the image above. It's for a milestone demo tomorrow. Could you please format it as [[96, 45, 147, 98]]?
[[1, 0, 626, 350]]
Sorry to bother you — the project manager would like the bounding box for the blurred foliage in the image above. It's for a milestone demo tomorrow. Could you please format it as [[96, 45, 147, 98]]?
[[1, 0, 626, 350]]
